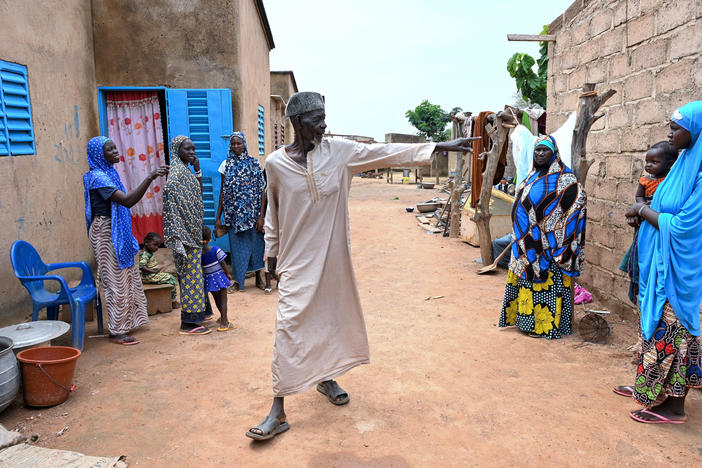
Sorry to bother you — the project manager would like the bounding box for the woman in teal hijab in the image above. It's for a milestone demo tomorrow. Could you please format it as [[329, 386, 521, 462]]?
[[620, 101, 702, 424]]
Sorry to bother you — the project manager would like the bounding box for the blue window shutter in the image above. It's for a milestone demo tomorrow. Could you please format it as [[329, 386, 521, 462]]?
[[0, 60, 35, 156], [165, 88, 233, 252], [257, 105, 265, 155], [0, 108, 7, 156]]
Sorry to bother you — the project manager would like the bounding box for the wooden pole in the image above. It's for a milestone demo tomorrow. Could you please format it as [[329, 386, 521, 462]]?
[[435, 152, 440, 185], [448, 150, 468, 238], [507, 34, 556, 42], [472, 112, 511, 265], [435, 180, 454, 228], [570, 84, 617, 334], [571, 83, 617, 185]]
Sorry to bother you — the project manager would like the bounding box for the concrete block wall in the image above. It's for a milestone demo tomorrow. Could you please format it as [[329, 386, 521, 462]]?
[[547, 0, 702, 313]]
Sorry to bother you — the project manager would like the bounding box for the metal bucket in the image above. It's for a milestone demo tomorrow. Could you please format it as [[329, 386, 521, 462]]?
[[0, 336, 20, 413]]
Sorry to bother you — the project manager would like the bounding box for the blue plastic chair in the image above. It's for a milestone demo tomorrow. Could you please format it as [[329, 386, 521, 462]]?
[[10, 240, 103, 350]]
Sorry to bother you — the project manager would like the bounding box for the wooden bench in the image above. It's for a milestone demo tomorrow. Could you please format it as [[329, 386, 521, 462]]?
[[143, 283, 173, 316]]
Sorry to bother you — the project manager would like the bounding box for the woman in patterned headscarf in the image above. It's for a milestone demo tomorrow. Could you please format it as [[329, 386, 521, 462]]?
[[163, 135, 209, 334], [214, 132, 267, 292], [83, 136, 168, 345], [498, 135, 587, 339]]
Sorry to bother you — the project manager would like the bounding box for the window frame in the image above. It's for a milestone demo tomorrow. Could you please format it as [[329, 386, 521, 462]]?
[[257, 105, 265, 155]]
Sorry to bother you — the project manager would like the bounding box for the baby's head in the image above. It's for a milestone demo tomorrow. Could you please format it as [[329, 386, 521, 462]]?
[[645, 141, 678, 178], [143, 232, 162, 253], [202, 225, 212, 246]]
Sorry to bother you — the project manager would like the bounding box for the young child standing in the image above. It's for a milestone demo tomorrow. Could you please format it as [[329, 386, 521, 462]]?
[[620, 141, 678, 304], [202, 226, 236, 331], [139, 232, 180, 309]]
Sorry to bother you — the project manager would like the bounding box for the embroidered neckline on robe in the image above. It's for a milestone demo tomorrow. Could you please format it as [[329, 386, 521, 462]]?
[[282, 147, 320, 203]]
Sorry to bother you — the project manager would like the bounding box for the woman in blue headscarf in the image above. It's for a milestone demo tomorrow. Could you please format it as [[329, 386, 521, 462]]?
[[83, 136, 168, 345], [214, 132, 267, 292], [621, 101, 702, 424], [499, 135, 587, 339]]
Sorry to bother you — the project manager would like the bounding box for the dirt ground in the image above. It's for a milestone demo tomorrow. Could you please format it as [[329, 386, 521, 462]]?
[[3, 179, 702, 467]]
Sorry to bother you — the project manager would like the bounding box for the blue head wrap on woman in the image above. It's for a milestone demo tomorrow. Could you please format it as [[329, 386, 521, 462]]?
[[638, 101, 702, 339], [83, 136, 139, 269]]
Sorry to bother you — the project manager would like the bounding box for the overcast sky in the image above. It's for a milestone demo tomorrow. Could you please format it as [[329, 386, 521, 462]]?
[[265, 0, 574, 141]]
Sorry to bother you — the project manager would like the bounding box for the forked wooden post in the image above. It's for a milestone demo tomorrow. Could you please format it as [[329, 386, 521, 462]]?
[[472, 112, 511, 265], [448, 150, 468, 238], [571, 83, 617, 185]]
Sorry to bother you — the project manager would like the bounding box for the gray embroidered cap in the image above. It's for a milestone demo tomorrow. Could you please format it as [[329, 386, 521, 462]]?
[[285, 92, 325, 117]]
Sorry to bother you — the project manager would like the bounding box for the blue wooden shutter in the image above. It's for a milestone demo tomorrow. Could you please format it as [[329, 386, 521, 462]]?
[[165, 88, 233, 251], [257, 105, 265, 155], [0, 100, 7, 155], [0, 60, 35, 156]]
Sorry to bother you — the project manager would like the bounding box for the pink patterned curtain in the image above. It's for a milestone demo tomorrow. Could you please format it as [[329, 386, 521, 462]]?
[[106, 91, 166, 243]]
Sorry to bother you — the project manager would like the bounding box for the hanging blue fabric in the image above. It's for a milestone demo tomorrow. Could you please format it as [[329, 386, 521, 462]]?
[[638, 101, 702, 339], [82, 136, 139, 269]]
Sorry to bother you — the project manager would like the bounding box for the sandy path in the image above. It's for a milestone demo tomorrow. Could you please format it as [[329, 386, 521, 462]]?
[[4, 179, 701, 467]]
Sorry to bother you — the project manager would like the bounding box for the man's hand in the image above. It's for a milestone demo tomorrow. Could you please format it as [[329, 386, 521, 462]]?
[[256, 216, 265, 233], [434, 137, 479, 153]]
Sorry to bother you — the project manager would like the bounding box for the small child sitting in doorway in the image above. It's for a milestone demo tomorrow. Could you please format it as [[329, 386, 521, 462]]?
[[202, 226, 236, 331], [620, 141, 678, 304], [139, 232, 180, 309]]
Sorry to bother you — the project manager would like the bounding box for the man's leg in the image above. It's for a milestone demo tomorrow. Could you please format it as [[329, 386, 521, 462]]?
[[247, 397, 288, 440]]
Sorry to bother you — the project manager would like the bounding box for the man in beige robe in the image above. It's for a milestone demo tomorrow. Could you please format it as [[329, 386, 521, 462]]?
[[246, 92, 474, 440]]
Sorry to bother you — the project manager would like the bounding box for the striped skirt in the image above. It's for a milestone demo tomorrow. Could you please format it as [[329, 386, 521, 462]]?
[[174, 246, 206, 324], [89, 216, 148, 335]]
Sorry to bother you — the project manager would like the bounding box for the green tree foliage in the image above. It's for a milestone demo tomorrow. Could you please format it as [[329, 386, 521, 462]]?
[[507, 25, 548, 108], [405, 100, 451, 142]]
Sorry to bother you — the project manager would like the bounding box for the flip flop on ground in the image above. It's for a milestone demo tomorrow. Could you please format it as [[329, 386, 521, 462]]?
[[245, 416, 290, 441], [629, 408, 686, 424], [317, 381, 350, 405], [179, 326, 211, 335], [217, 322, 237, 332], [109, 334, 140, 345], [613, 385, 634, 397]]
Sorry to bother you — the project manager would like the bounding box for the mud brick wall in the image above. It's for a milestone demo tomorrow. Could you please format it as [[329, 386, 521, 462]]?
[[547, 0, 702, 313]]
